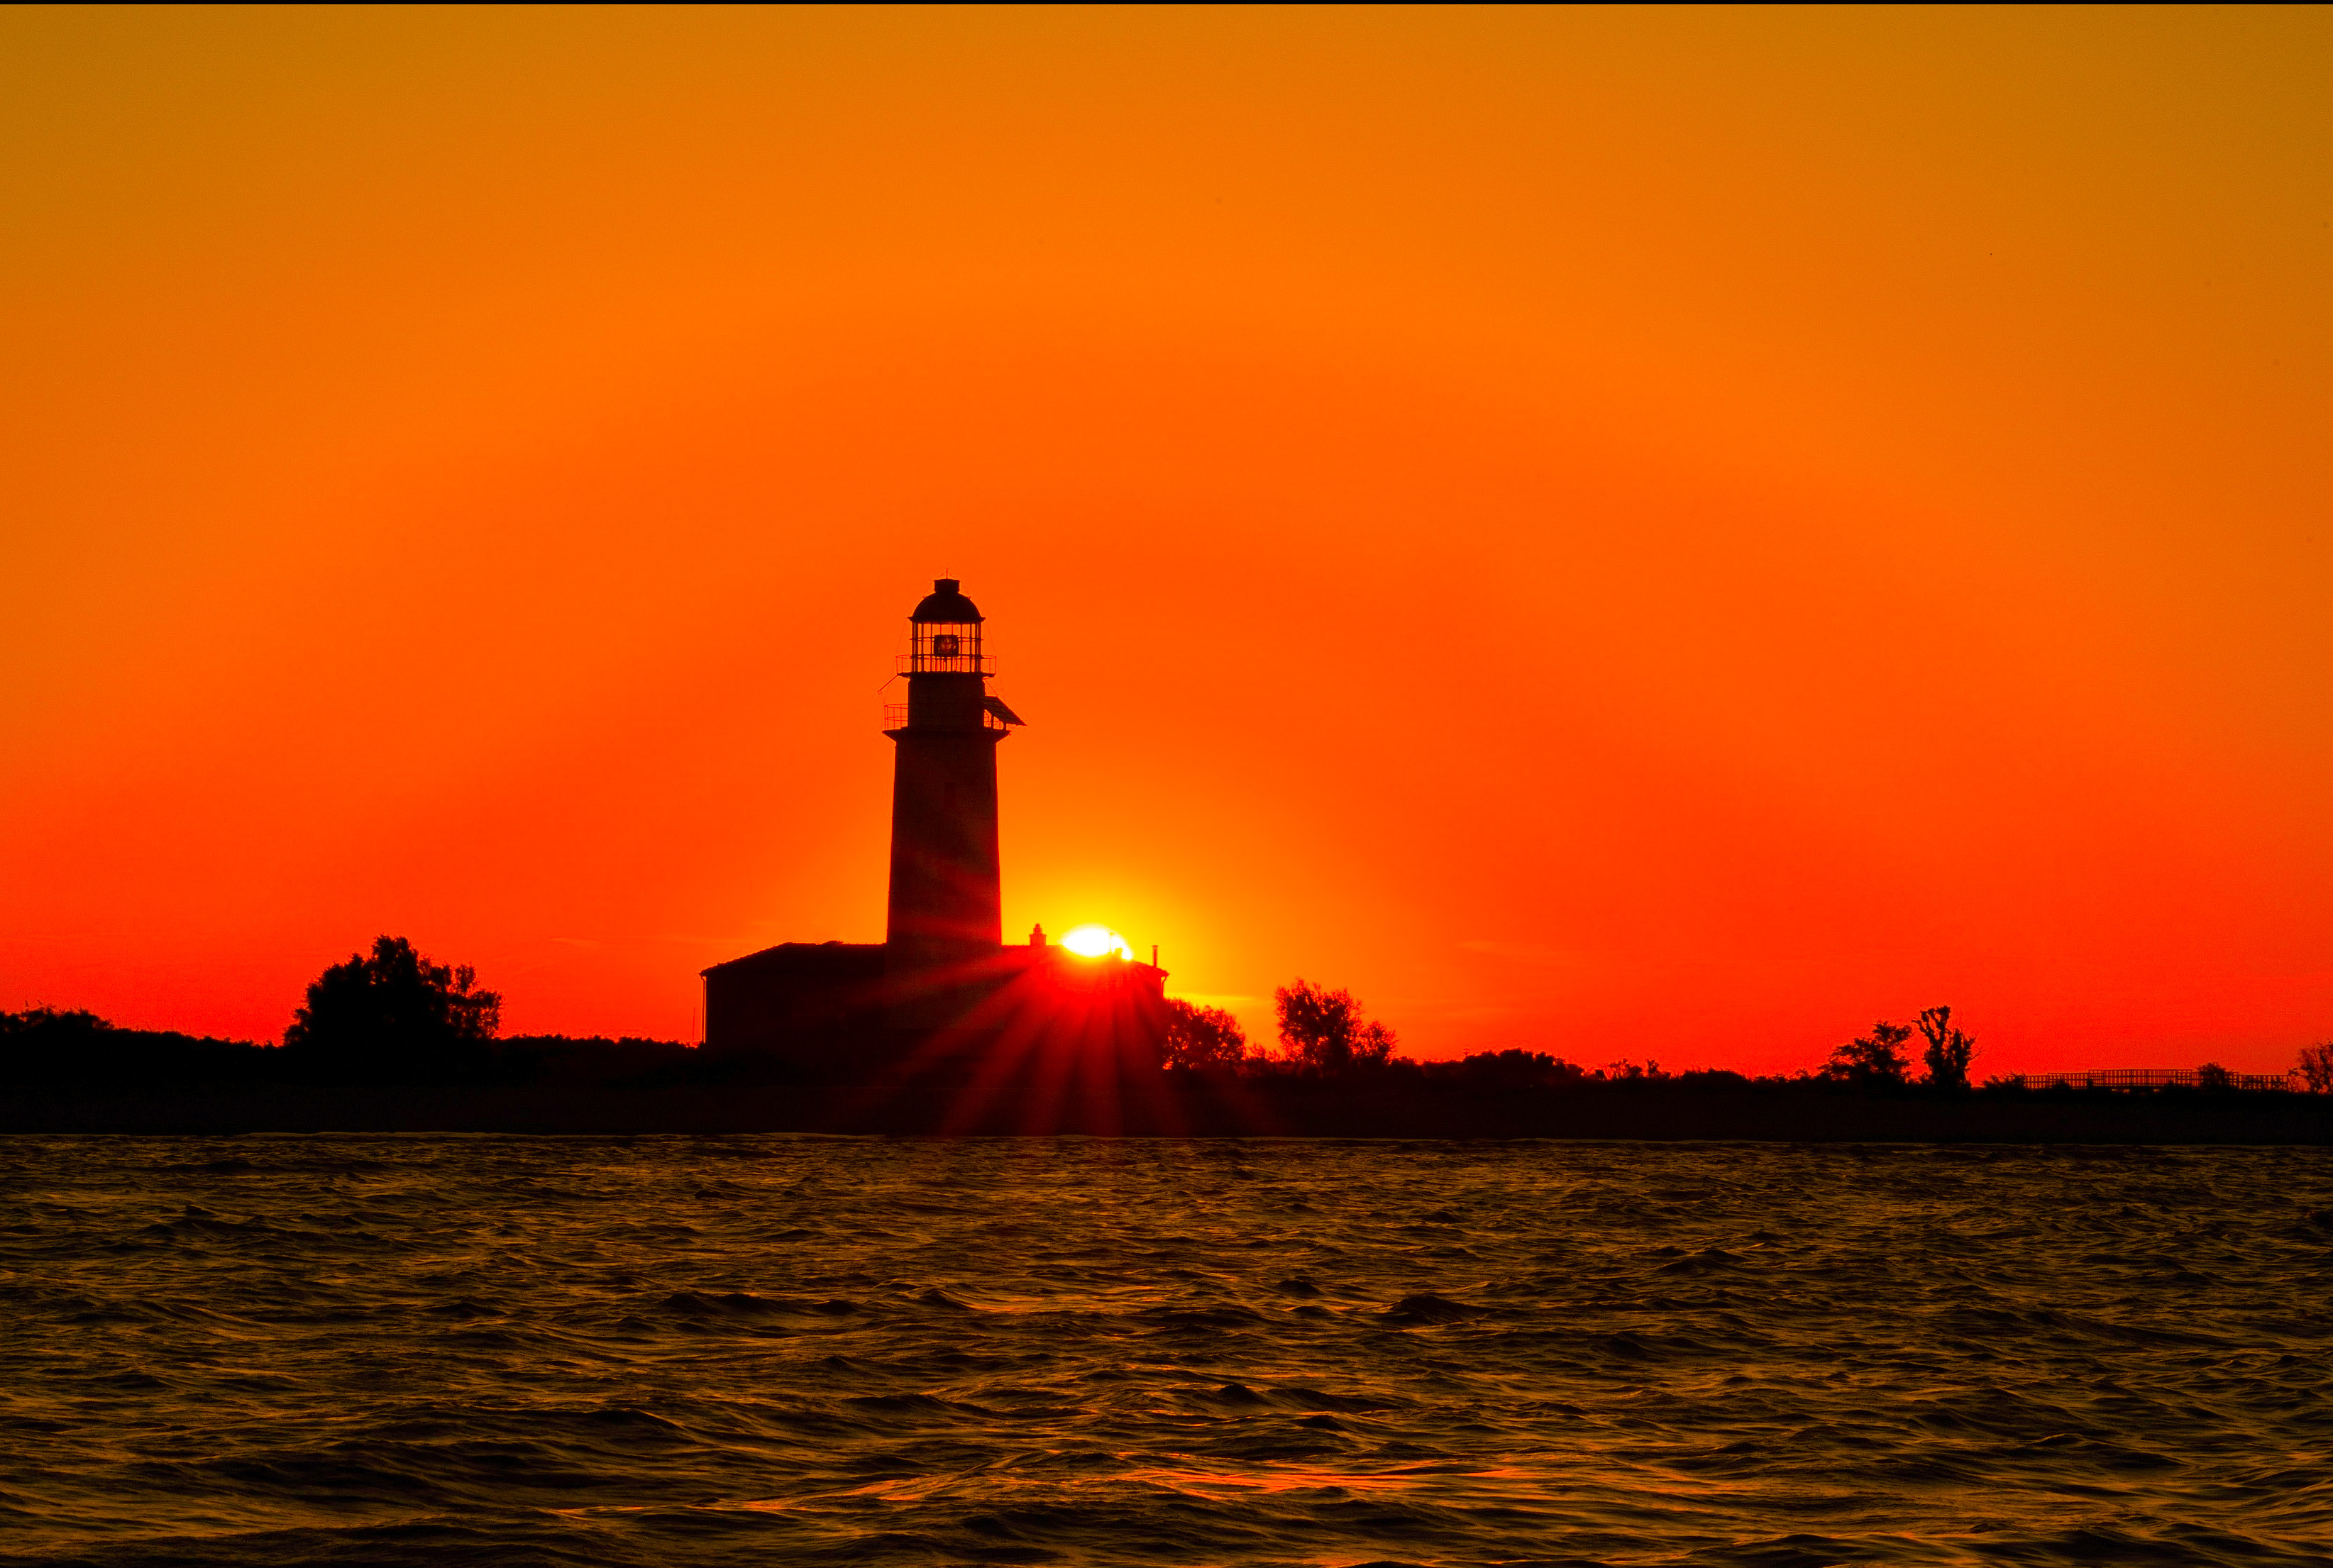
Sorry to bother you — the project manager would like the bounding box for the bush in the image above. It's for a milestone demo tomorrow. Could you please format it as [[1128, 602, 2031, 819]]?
[[1824, 1020, 1913, 1089], [0, 1008, 270, 1087], [1427, 1049, 1592, 1093], [1, 1008, 114, 1084]]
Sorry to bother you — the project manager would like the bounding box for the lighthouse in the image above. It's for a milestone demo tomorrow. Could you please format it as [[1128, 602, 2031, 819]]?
[[697, 575, 1166, 1086], [883, 579, 1022, 959]]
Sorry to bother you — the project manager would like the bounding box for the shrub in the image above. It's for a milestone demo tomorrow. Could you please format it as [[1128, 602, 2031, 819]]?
[[1433, 1049, 1592, 1093], [0, 1008, 270, 1086], [1825, 1020, 1913, 1089]]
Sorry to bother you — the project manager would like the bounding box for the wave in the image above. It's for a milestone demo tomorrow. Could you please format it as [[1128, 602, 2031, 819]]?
[[1, 1137, 2327, 1565]]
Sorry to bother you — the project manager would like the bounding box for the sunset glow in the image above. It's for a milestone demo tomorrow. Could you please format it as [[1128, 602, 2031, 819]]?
[[3, 9, 2329, 1076]]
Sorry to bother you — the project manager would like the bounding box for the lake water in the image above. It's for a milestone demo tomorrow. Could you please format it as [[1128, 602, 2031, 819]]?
[[1, 1136, 2328, 1566]]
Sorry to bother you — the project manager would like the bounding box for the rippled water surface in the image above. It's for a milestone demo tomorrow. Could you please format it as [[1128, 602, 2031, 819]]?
[[2, 1136, 2329, 1566]]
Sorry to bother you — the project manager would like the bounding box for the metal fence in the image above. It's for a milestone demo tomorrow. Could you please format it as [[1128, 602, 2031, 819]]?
[[896, 652, 998, 676], [882, 703, 1012, 733], [2011, 1068, 2298, 1093]]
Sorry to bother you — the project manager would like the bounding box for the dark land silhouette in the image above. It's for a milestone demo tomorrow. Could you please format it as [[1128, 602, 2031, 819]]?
[[6, 989, 2329, 1140]]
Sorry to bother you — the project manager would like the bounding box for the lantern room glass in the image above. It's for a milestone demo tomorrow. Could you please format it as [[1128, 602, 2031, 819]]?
[[910, 620, 985, 673]]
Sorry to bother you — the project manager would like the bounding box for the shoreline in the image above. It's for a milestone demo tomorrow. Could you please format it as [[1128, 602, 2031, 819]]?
[[5, 1081, 2329, 1142]]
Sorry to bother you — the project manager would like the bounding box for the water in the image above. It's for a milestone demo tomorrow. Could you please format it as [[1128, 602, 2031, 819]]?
[[1, 1136, 2328, 1567]]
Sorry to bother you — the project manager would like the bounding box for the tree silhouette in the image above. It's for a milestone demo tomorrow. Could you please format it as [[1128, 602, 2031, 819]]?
[[2300, 1042, 2333, 1095], [1916, 1005, 1977, 1091], [1161, 998, 1248, 1071], [1825, 1020, 1912, 1089], [1272, 979, 1396, 1073], [2195, 1061, 2234, 1093], [284, 936, 502, 1079]]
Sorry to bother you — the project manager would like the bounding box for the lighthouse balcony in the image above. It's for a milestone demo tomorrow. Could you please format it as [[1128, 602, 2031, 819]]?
[[896, 651, 996, 676], [884, 702, 1014, 734]]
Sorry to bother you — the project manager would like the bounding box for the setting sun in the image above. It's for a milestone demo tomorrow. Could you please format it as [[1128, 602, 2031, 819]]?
[[1059, 924, 1134, 961]]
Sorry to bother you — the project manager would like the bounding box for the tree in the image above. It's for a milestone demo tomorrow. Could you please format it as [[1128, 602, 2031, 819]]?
[[1273, 979, 1396, 1073], [2300, 1042, 2333, 1095], [1162, 998, 1247, 1071], [2195, 1061, 2234, 1093], [284, 935, 502, 1078], [1825, 1020, 1912, 1089], [1916, 1005, 1978, 1091]]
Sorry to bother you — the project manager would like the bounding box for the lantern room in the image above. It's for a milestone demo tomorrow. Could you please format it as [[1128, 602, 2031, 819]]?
[[905, 578, 990, 675]]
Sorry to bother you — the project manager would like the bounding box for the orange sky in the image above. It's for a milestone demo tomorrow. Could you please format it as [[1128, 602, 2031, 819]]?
[[4, 7, 2329, 1076]]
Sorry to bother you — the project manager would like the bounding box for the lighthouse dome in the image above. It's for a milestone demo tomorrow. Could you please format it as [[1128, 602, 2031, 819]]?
[[911, 578, 983, 624]]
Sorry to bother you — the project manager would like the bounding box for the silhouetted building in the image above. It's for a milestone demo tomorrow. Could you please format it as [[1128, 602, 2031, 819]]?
[[700, 580, 1168, 1083]]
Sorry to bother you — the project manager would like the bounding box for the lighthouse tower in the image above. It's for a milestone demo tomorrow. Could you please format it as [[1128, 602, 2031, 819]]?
[[883, 579, 1023, 961]]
